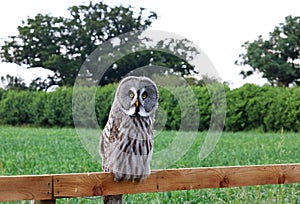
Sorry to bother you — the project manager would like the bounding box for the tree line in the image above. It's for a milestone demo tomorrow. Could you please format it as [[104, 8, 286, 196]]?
[[0, 1, 299, 134], [0, 1, 197, 90], [0, 1, 299, 90], [1, 83, 300, 132]]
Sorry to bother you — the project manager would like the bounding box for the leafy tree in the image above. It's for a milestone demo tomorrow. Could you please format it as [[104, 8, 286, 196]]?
[[0, 2, 158, 88], [0, 74, 27, 90], [1, 2, 202, 89], [95, 37, 200, 85], [28, 77, 52, 91], [236, 15, 300, 87]]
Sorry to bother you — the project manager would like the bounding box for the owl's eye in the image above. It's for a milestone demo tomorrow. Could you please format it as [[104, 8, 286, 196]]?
[[129, 91, 134, 98], [142, 91, 148, 99]]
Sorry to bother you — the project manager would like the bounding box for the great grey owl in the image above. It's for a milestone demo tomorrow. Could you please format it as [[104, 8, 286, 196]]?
[[99, 76, 158, 204]]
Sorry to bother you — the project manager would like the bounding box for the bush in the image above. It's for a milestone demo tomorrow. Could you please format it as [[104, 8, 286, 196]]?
[[225, 84, 263, 131], [192, 86, 211, 130], [0, 91, 34, 125], [0, 88, 6, 100], [30, 91, 48, 126], [262, 87, 300, 132], [226, 84, 300, 132], [44, 87, 73, 127], [95, 84, 116, 128], [1, 84, 300, 132]]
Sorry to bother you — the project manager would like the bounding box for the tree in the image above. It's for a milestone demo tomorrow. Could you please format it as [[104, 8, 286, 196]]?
[[0, 2, 158, 88], [0, 74, 27, 90], [96, 37, 199, 85], [236, 15, 300, 87]]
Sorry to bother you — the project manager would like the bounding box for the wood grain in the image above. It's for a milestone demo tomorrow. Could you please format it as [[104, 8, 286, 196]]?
[[0, 175, 52, 202], [156, 164, 300, 191], [54, 172, 158, 197], [54, 163, 300, 197], [1, 163, 300, 202]]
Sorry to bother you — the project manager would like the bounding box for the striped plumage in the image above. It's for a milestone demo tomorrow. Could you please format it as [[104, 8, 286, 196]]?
[[99, 76, 158, 204]]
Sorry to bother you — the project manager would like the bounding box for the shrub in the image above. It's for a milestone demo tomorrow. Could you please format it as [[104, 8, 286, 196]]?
[[95, 84, 116, 128], [1, 84, 300, 132], [0, 91, 34, 125], [43, 87, 73, 127]]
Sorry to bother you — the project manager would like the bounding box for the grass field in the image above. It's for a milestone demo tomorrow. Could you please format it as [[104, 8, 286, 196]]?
[[0, 126, 299, 203]]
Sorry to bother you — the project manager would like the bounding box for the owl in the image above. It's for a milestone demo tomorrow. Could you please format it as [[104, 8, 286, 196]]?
[[99, 76, 158, 203]]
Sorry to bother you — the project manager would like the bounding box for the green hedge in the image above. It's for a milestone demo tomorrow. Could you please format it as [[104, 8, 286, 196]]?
[[0, 84, 300, 132], [226, 84, 300, 132]]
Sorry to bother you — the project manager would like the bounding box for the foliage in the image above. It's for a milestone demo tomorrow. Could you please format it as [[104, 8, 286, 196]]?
[[0, 127, 299, 203], [0, 74, 27, 91], [0, 2, 158, 88], [0, 1, 200, 90], [0, 88, 6, 100], [0, 91, 33, 125], [95, 39, 199, 86], [44, 88, 73, 127], [1, 84, 300, 132], [236, 15, 300, 87], [226, 84, 300, 132], [0, 87, 71, 127], [95, 84, 116, 127]]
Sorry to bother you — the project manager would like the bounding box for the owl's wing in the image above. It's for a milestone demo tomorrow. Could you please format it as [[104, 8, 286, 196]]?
[[100, 117, 123, 204], [100, 116, 121, 172]]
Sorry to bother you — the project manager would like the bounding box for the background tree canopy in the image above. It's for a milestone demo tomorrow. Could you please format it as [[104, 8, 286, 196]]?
[[236, 15, 300, 87], [0, 1, 199, 90], [0, 75, 27, 91]]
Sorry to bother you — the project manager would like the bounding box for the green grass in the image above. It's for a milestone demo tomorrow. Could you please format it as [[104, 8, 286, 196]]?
[[0, 126, 299, 203]]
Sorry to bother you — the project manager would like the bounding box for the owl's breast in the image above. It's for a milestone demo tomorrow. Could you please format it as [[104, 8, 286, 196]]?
[[119, 114, 154, 140]]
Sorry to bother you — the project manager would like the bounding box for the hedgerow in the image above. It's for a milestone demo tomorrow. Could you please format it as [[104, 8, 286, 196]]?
[[0, 84, 300, 132]]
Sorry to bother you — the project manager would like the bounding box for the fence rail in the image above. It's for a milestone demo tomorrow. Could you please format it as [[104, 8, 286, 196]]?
[[1, 163, 300, 203]]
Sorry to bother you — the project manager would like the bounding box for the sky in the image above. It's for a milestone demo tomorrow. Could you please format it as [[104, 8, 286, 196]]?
[[0, 0, 299, 88]]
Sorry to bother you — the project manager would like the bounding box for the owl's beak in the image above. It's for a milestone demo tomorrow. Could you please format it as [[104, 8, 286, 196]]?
[[135, 100, 139, 108]]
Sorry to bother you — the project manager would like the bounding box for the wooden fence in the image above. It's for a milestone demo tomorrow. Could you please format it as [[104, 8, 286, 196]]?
[[1, 163, 300, 203]]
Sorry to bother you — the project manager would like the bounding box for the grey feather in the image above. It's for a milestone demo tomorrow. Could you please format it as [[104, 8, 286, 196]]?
[[99, 76, 158, 203]]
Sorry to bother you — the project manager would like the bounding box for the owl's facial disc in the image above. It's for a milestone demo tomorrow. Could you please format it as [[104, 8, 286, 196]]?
[[136, 86, 157, 117], [121, 88, 138, 116], [122, 88, 155, 117], [117, 76, 158, 117]]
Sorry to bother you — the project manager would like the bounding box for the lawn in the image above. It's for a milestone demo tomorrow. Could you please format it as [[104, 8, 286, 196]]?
[[0, 126, 299, 203]]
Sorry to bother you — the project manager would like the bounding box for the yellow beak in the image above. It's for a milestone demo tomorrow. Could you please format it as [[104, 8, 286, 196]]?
[[135, 100, 139, 108]]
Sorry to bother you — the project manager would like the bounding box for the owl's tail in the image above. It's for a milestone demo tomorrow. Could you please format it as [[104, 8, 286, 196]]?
[[103, 195, 122, 204]]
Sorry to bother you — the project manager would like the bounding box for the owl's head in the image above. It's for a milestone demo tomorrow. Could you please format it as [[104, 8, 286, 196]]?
[[115, 76, 158, 117]]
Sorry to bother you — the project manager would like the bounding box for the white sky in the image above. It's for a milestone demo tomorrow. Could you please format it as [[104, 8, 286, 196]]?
[[0, 0, 299, 88]]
